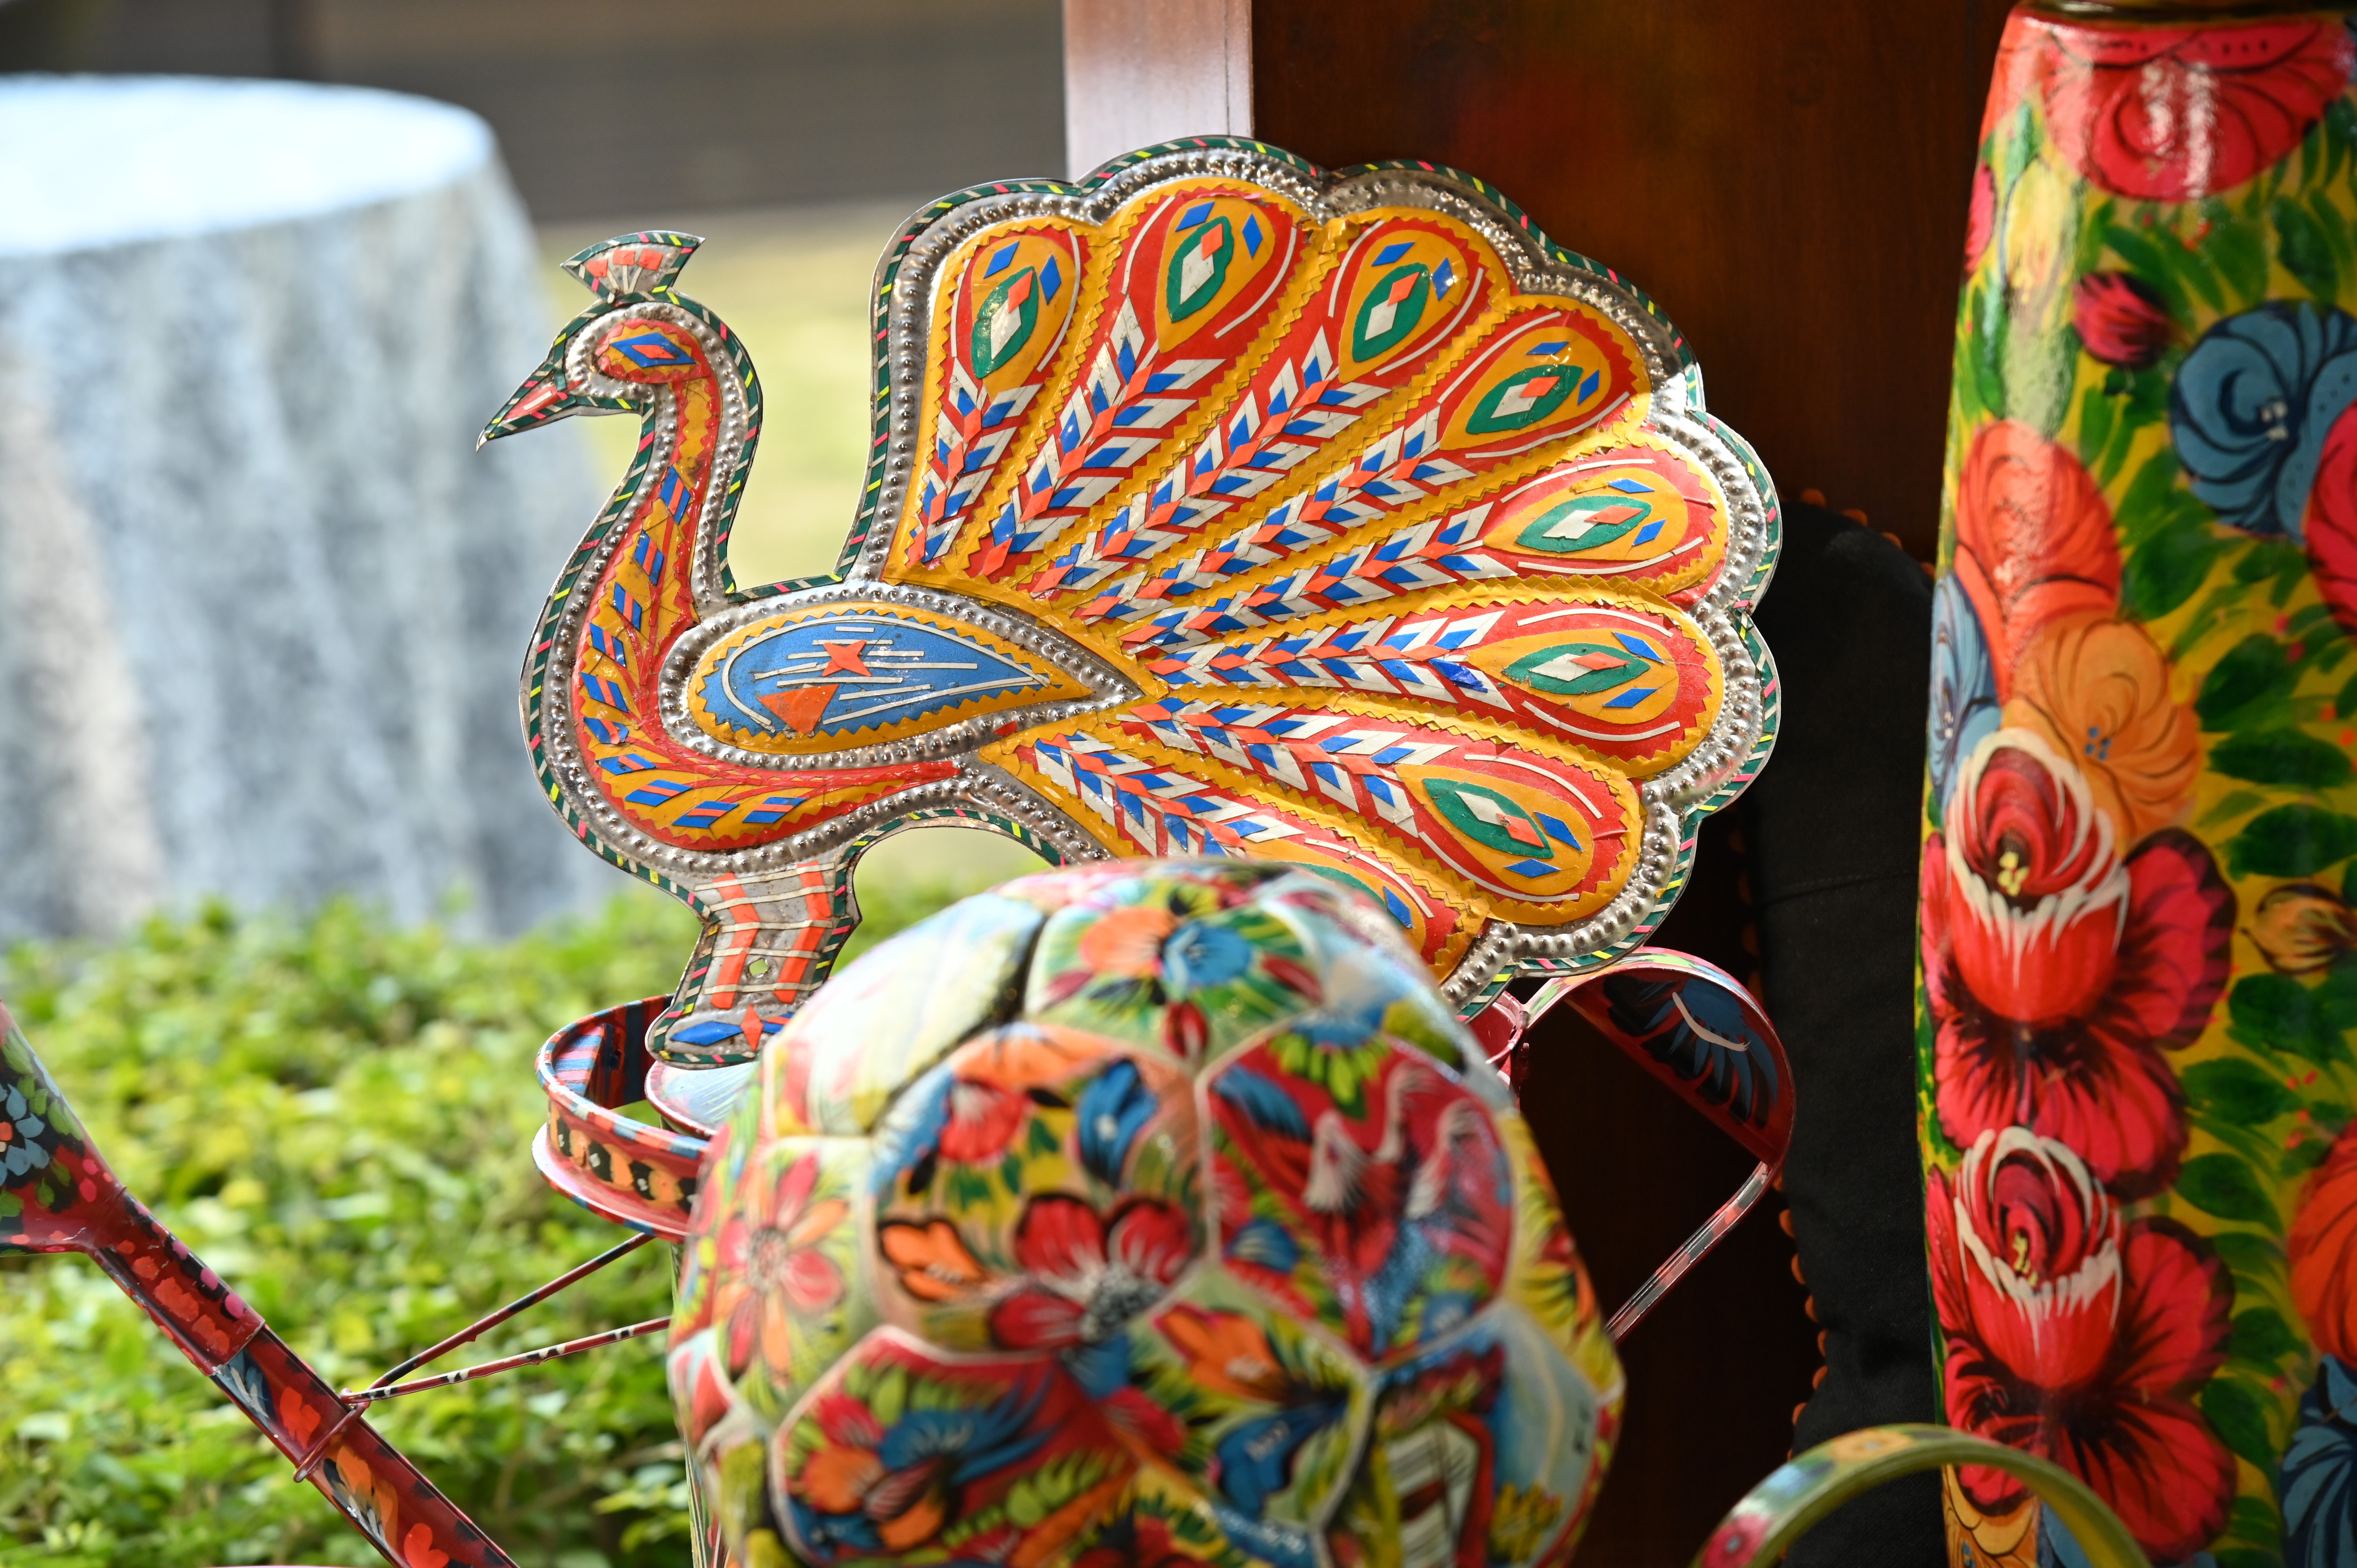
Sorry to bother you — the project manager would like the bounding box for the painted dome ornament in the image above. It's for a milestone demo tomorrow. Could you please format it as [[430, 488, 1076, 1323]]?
[[666, 858, 1618, 1568]]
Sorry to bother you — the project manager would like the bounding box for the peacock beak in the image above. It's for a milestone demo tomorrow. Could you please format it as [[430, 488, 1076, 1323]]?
[[479, 360, 583, 447]]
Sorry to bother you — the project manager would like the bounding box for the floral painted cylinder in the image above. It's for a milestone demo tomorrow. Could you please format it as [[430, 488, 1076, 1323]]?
[[1921, 7, 2357, 1566]]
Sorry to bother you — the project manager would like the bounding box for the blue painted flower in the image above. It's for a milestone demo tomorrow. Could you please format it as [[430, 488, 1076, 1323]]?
[[1600, 971, 1778, 1127], [1, 1081, 51, 1181], [1928, 575, 2000, 824], [2171, 301, 2357, 539], [1212, 1395, 1350, 1513], [1076, 1057, 1159, 1185], [2284, 1353, 2357, 1566], [1294, 945, 1409, 1048], [1162, 919, 1254, 996]]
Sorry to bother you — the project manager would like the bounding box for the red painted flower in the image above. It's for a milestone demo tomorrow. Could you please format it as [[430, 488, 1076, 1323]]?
[[1940, 728, 2129, 1024], [2073, 272, 2173, 368], [670, 1337, 732, 1449], [1929, 1128, 2235, 1563], [938, 1077, 1027, 1165], [1965, 163, 1998, 274], [1924, 729, 2233, 1195], [1952, 421, 2122, 696], [2305, 400, 2357, 638], [987, 1193, 1194, 1349], [2293, 1122, 2357, 1362], [2030, 14, 2354, 200], [711, 1152, 848, 1377]]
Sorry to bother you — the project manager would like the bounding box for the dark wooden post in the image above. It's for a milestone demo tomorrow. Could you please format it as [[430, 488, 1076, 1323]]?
[[1064, 0, 1252, 175]]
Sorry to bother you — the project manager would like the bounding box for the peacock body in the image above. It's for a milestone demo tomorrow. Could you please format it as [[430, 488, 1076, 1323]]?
[[482, 141, 1779, 1094]]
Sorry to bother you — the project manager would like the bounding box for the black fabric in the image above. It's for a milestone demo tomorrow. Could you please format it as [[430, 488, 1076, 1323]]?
[[1744, 503, 1945, 1566]]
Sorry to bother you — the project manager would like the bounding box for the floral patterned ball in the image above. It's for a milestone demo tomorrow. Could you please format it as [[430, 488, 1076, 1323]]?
[[666, 859, 1621, 1568]]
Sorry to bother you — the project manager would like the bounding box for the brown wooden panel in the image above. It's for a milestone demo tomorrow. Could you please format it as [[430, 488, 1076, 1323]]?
[[1064, 0, 1252, 176], [1249, 0, 2012, 558], [1514, 811, 1819, 1564]]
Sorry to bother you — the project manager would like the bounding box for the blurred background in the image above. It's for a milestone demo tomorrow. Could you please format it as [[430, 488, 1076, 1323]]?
[[0, 0, 1069, 946], [0, 0, 1066, 214]]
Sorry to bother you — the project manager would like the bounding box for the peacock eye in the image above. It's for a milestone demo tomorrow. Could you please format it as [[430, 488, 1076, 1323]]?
[[593, 320, 701, 383]]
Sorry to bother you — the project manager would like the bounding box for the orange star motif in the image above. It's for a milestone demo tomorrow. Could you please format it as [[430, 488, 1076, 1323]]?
[[818, 639, 873, 675]]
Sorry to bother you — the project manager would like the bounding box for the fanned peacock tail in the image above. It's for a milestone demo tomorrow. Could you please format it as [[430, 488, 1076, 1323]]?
[[483, 142, 1779, 1072]]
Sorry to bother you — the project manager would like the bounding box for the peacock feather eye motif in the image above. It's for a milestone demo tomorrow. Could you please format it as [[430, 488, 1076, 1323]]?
[[482, 140, 1779, 1085]]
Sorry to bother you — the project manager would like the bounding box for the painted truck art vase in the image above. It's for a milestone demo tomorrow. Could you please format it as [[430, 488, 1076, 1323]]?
[[1923, 7, 2357, 1566]]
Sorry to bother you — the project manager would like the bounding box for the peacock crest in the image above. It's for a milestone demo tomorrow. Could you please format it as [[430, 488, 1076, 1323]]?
[[483, 141, 1779, 1089]]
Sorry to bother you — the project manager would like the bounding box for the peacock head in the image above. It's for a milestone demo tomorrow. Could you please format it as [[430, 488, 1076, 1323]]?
[[479, 232, 724, 445]]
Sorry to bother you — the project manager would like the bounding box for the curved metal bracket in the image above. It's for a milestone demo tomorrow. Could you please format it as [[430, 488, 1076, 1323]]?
[[1511, 946, 1795, 1341]]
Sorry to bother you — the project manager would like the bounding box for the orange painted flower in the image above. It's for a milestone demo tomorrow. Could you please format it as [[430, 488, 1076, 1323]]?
[[2251, 883, 2357, 975], [1953, 421, 2122, 696], [877, 1217, 989, 1303], [1076, 905, 1180, 976], [2293, 1123, 2357, 1363], [2004, 614, 2198, 844], [711, 1152, 848, 1379], [1159, 1304, 1288, 1402]]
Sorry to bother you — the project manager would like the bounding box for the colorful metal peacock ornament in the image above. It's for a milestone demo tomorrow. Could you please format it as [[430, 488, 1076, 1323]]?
[[475, 144, 1804, 1293], [0, 137, 2159, 1568], [476, 141, 1781, 1070]]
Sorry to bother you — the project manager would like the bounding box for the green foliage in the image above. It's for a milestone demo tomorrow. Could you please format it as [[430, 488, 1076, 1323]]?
[[0, 875, 957, 1568], [0, 893, 701, 1568], [2230, 971, 2357, 1063], [0, 858, 999, 1565], [2203, 1375, 2280, 1471]]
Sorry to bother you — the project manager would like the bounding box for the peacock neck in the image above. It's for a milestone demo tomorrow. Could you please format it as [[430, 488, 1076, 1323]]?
[[567, 304, 759, 692]]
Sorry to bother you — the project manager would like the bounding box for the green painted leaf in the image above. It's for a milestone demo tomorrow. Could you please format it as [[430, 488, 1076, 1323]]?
[[2106, 224, 2196, 326], [2212, 212, 2270, 303], [2317, 963, 2357, 1031], [2231, 1306, 2304, 1367], [2182, 1058, 2301, 1122], [2230, 972, 2345, 1063], [2210, 1229, 2286, 1283], [2179, 245, 2228, 312], [2210, 728, 2354, 789], [2289, 1133, 2338, 1175], [2125, 524, 2221, 620], [2231, 804, 2357, 877], [2230, 1487, 2284, 1547], [2200, 788, 2270, 829], [2077, 384, 2115, 470], [2177, 1153, 2279, 1225], [2198, 634, 2298, 730], [2277, 196, 2341, 303], [2215, 1549, 2279, 1568], [2202, 1376, 2279, 1470], [2236, 537, 2311, 585]]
